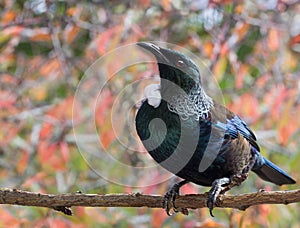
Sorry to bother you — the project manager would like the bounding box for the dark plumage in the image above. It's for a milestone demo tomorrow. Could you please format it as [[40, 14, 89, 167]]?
[[135, 42, 295, 216]]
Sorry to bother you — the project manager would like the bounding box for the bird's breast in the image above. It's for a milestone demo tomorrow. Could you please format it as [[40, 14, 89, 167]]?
[[136, 100, 209, 167]]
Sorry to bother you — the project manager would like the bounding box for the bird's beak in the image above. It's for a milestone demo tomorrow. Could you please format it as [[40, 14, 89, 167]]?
[[137, 42, 170, 64]]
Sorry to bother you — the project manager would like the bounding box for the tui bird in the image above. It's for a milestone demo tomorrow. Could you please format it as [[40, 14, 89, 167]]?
[[135, 42, 296, 216]]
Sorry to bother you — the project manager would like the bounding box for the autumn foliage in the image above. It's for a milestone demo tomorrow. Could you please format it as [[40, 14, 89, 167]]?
[[0, 0, 299, 227]]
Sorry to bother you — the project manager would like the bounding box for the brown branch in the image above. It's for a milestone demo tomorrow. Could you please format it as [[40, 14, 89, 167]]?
[[0, 188, 299, 216]]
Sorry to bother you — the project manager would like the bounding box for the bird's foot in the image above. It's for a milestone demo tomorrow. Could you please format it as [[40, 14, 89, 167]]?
[[162, 180, 189, 216], [207, 177, 230, 217], [207, 173, 249, 216]]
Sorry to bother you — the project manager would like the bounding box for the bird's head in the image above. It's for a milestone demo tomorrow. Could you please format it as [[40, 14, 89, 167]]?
[[137, 42, 201, 96]]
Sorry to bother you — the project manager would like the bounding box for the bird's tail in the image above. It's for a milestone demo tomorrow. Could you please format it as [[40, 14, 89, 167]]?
[[253, 157, 296, 186]]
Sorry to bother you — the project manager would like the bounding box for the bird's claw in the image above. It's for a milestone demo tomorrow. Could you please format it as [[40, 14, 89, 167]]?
[[162, 181, 189, 216], [162, 188, 178, 216], [207, 174, 249, 216], [207, 177, 230, 217]]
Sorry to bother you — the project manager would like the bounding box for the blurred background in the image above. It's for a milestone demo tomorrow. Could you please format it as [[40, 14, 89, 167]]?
[[0, 0, 300, 227]]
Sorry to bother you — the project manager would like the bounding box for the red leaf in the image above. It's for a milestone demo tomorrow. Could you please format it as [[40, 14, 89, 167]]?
[[180, 183, 198, 194], [0, 207, 21, 227], [0, 122, 22, 145], [277, 92, 298, 145], [138, 0, 151, 8], [59, 141, 70, 162], [46, 96, 74, 120], [2, 25, 24, 36], [0, 92, 16, 109], [39, 59, 61, 77], [271, 85, 287, 121], [229, 93, 260, 122], [256, 72, 271, 88], [17, 150, 30, 174], [0, 74, 17, 84], [22, 172, 47, 189], [34, 218, 76, 228], [95, 25, 123, 55], [39, 123, 53, 140], [100, 128, 115, 150], [38, 141, 57, 164], [235, 64, 248, 89], [95, 89, 114, 126], [151, 209, 168, 228]]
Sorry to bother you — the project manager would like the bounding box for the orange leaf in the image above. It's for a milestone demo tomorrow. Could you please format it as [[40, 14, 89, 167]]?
[[203, 42, 213, 57], [39, 59, 61, 77], [95, 90, 114, 126], [64, 25, 81, 44], [100, 127, 115, 149], [29, 84, 47, 101], [161, 0, 172, 11], [67, 7, 78, 16], [235, 64, 248, 89], [236, 23, 250, 41], [268, 29, 280, 51], [17, 150, 30, 174], [22, 172, 47, 188], [235, 4, 244, 14], [220, 42, 229, 56], [197, 219, 227, 227], [1, 10, 16, 25], [278, 124, 297, 145], [29, 29, 51, 42], [151, 209, 168, 228]]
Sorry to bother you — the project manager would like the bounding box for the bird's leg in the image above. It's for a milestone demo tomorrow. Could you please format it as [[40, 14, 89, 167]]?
[[221, 154, 256, 193], [207, 172, 250, 217], [207, 177, 230, 217], [207, 152, 257, 216], [162, 180, 189, 216]]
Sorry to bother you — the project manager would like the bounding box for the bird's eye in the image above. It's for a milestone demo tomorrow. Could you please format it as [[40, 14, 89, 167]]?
[[176, 60, 185, 68]]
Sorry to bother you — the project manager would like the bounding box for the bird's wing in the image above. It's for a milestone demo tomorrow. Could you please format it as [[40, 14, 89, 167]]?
[[209, 103, 260, 151]]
